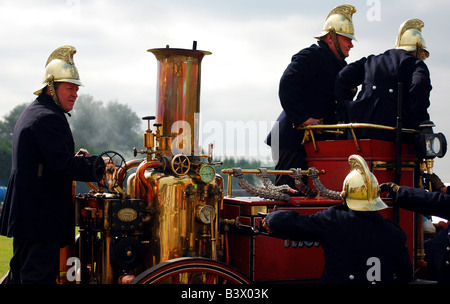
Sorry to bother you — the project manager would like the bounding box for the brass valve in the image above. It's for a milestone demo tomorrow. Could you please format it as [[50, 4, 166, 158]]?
[[133, 116, 160, 161], [142, 116, 155, 149]]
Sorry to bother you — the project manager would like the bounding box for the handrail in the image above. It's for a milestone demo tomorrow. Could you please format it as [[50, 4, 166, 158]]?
[[299, 123, 418, 152]]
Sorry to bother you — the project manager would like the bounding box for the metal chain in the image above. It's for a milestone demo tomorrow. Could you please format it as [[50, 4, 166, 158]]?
[[230, 167, 342, 201], [257, 168, 294, 193], [289, 168, 319, 197], [232, 168, 291, 201], [308, 167, 343, 201]]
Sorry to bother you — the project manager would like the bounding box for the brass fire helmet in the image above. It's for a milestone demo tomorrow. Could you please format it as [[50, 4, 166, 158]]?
[[314, 4, 357, 41], [341, 155, 388, 211], [395, 19, 429, 60], [33, 45, 83, 109]]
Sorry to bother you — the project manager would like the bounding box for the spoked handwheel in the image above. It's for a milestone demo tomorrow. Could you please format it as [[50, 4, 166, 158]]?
[[130, 257, 251, 284], [93, 150, 128, 192], [171, 154, 191, 176]]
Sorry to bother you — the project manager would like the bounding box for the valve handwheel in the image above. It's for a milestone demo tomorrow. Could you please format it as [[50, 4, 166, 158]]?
[[171, 154, 190, 176], [93, 150, 128, 192]]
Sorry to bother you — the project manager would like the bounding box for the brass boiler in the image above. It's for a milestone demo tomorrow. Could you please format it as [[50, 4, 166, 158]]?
[[128, 44, 224, 274]]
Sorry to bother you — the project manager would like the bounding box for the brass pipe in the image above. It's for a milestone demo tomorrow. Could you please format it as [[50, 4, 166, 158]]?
[[224, 232, 229, 264], [221, 168, 324, 197], [349, 128, 360, 152], [135, 160, 161, 203], [425, 159, 434, 175], [298, 122, 418, 133], [137, 162, 153, 202], [85, 182, 99, 192], [221, 168, 320, 175], [414, 158, 435, 267], [227, 174, 233, 198], [210, 209, 217, 260], [299, 123, 418, 152], [309, 130, 317, 151], [117, 159, 144, 188], [102, 199, 113, 284]]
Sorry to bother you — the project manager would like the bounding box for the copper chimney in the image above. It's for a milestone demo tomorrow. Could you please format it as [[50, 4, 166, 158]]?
[[148, 42, 211, 156]]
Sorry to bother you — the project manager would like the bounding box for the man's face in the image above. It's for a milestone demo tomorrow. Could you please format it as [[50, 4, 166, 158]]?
[[337, 35, 354, 58], [325, 33, 354, 59], [56, 82, 79, 112]]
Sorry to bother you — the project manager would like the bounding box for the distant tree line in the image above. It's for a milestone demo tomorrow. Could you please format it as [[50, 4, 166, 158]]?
[[0, 94, 273, 193], [69, 95, 142, 158], [0, 104, 27, 186]]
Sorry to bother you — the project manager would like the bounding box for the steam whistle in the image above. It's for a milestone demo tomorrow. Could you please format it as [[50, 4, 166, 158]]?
[[134, 115, 177, 164], [143, 116, 155, 160], [133, 116, 156, 161]]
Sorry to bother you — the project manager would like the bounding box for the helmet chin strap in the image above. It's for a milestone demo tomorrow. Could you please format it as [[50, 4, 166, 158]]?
[[414, 43, 428, 60], [46, 75, 64, 112], [329, 28, 345, 60]]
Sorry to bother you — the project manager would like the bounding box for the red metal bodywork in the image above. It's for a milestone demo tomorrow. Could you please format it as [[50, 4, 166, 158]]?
[[222, 139, 418, 283]]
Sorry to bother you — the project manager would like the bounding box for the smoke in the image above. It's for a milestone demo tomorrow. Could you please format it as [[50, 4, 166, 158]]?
[[69, 94, 142, 161]]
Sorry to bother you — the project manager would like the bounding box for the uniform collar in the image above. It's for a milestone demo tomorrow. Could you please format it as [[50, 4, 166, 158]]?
[[37, 93, 70, 116], [318, 40, 347, 66]]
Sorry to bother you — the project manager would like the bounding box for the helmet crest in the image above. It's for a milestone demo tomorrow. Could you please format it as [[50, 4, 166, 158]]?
[[45, 45, 77, 66], [395, 19, 429, 59], [315, 4, 357, 41], [34, 45, 82, 97], [341, 155, 388, 211]]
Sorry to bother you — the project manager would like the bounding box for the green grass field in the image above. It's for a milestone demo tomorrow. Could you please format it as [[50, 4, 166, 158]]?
[[0, 235, 13, 278]]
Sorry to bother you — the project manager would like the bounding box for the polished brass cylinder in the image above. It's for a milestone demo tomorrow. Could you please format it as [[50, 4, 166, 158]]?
[[147, 47, 211, 156], [127, 171, 222, 268], [102, 199, 114, 284], [143, 132, 154, 148]]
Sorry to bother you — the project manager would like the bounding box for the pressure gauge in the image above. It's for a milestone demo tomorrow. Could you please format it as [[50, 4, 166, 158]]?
[[198, 165, 216, 184], [196, 205, 215, 224]]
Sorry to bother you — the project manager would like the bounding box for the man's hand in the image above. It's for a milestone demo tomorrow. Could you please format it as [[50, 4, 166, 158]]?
[[379, 182, 400, 199], [302, 117, 322, 126], [424, 173, 446, 193], [75, 148, 90, 157], [261, 218, 273, 233]]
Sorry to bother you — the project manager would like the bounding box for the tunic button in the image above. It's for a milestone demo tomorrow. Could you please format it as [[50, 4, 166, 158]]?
[[389, 89, 394, 93], [446, 247, 450, 252], [446, 261, 450, 266], [349, 275, 355, 280], [372, 86, 377, 90]]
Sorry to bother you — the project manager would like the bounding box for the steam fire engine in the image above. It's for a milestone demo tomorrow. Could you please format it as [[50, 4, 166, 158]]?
[[38, 43, 443, 285]]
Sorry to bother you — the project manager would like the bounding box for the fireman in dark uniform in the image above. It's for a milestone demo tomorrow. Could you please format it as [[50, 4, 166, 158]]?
[[381, 175, 450, 283], [0, 46, 106, 284], [335, 19, 431, 142], [265, 5, 356, 188], [263, 155, 413, 284]]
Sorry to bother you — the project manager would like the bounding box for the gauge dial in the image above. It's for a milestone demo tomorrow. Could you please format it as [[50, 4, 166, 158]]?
[[196, 205, 215, 224], [199, 165, 216, 184]]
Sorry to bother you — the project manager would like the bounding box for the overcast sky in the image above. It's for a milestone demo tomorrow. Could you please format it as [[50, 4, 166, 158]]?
[[1, 0, 450, 178]]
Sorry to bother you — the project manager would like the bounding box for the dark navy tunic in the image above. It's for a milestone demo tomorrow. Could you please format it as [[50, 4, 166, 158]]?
[[335, 49, 431, 141], [264, 205, 413, 284], [266, 40, 346, 150], [396, 186, 450, 283], [0, 93, 104, 245]]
